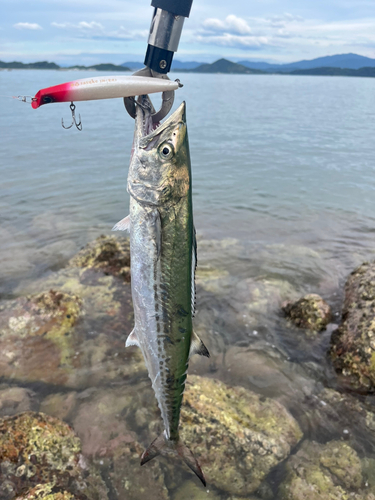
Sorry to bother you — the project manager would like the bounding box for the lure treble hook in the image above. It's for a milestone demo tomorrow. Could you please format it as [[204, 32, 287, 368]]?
[[62, 102, 82, 131]]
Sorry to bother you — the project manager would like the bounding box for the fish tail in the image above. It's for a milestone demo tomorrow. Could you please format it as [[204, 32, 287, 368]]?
[[140, 431, 206, 486]]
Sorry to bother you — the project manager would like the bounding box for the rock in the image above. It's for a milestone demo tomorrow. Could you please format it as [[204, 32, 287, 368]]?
[[296, 387, 375, 454], [179, 375, 303, 496], [279, 440, 370, 500], [15, 485, 79, 499], [40, 392, 78, 421], [0, 262, 145, 388], [0, 412, 108, 500], [69, 235, 130, 282], [0, 387, 35, 417], [71, 384, 169, 500], [330, 262, 375, 391], [0, 290, 84, 386], [282, 293, 332, 332], [172, 480, 221, 500]]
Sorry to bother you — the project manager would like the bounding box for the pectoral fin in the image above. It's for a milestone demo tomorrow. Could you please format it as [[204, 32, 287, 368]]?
[[189, 331, 210, 358], [125, 329, 140, 348], [112, 215, 131, 232]]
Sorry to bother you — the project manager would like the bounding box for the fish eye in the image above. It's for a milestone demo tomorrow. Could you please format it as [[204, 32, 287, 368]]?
[[159, 143, 174, 160]]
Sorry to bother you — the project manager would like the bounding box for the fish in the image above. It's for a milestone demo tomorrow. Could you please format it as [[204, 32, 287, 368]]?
[[31, 76, 179, 109], [113, 95, 209, 485]]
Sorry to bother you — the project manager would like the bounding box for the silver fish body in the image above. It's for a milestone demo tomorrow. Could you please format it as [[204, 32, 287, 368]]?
[[114, 97, 208, 485]]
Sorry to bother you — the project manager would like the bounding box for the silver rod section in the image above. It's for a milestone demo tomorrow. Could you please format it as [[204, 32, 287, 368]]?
[[148, 8, 185, 53]]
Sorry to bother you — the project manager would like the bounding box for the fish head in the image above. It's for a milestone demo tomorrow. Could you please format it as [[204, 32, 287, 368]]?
[[128, 99, 190, 207]]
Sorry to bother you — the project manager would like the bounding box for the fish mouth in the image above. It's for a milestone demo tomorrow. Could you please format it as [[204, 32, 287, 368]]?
[[135, 96, 186, 144]]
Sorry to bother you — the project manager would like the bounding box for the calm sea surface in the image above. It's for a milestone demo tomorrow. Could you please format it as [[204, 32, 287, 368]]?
[[1, 69, 375, 497], [1, 71, 375, 295]]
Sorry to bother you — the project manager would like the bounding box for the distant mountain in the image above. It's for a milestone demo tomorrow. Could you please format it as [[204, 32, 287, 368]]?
[[289, 66, 375, 77], [121, 60, 204, 70], [69, 63, 130, 71], [0, 60, 130, 71], [186, 59, 264, 74], [0, 60, 60, 70], [172, 60, 203, 70], [239, 53, 375, 72]]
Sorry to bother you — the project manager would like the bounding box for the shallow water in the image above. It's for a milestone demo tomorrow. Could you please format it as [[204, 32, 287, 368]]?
[[1, 70, 375, 498]]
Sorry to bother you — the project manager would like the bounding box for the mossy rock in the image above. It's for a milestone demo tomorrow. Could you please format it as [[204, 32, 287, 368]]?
[[0, 412, 108, 500], [282, 293, 332, 332], [279, 440, 367, 500], [179, 375, 303, 496], [69, 235, 130, 282], [0, 290, 84, 386], [0, 268, 144, 388], [330, 262, 375, 392]]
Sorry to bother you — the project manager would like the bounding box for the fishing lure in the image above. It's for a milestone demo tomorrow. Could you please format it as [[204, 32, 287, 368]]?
[[31, 75, 179, 109]]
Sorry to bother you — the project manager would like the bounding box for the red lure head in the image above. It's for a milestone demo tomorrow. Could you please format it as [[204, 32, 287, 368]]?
[[32, 82, 72, 109]]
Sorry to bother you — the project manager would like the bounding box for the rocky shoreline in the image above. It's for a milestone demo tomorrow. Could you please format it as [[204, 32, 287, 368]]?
[[1, 235, 375, 499]]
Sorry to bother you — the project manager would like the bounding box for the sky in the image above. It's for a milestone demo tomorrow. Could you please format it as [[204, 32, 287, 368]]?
[[1, 0, 375, 65]]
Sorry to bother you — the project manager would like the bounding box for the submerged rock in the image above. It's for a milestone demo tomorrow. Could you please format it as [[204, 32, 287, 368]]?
[[297, 387, 375, 449], [179, 375, 303, 496], [0, 241, 144, 388], [0, 290, 84, 386], [282, 293, 332, 332], [70, 385, 169, 500], [330, 262, 375, 392], [0, 412, 108, 500], [0, 386, 35, 417], [69, 235, 130, 282], [278, 440, 372, 500]]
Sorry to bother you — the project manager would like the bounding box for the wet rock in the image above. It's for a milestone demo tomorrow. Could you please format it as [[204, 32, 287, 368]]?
[[15, 484, 79, 499], [0, 290, 84, 386], [0, 387, 35, 417], [172, 480, 221, 500], [330, 262, 375, 392], [296, 387, 375, 454], [69, 235, 130, 282], [279, 440, 369, 500], [189, 345, 317, 410], [40, 392, 78, 421], [0, 412, 108, 500], [71, 384, 169, 500], [282, 293, 332, 332], [179, 375, 303, 496], [1, 264, 144, 388]]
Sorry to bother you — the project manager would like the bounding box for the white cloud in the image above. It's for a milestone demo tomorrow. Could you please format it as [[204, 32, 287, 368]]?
[[14, 22, 42, 30], [202, 15, 252, 36], [196, 33, 270, 49], [51, 21, 104, 31], [51, 20, 147, 40]]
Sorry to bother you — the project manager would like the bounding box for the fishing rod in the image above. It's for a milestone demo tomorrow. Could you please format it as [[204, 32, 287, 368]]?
[[144, 0, 193, 74], [124, 0, 193, 122]]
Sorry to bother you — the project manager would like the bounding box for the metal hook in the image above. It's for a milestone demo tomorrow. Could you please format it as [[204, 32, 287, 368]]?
[[123, 67, 179, 123], [62, 102, 82, 131]]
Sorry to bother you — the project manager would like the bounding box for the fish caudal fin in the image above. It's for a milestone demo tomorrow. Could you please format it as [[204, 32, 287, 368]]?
[[141, 432, 206, 487]]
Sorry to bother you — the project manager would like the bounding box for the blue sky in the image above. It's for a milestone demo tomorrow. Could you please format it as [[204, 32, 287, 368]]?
[[1, 0, 375, 65]]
